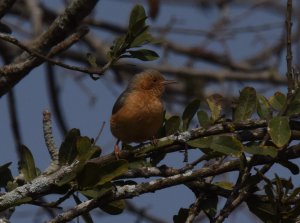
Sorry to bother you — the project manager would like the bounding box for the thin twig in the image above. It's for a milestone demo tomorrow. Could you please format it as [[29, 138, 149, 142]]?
[[286, 0, 293, 94], [93, 121, 106, 146], [43, 110, 58, 162]]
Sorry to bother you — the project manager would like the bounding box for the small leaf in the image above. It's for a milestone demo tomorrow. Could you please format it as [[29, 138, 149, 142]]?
[[173, 208, 189, 223], [127, 49, 159, 61], [130, 27, 153, 48], [78, 160, 128, 189], [0, 162, 13, 189], [199, 194, 218, 218], [59, 129, 80, 165], [182, 99, 201, 131], [268, 116, 291, 148], [100, 200, 125, 215], [20, 145, 37, 182], [80, 182, 113, 199], [257, 94, 272, 120], [233, 87, 256, 121], [244, 145, 278, 158], [210, 136, 243, 156], [76, 137, 101, 163], [269, 92, 286, 112], [213, 181, 234, 190], [246, 196, 278, 222], [86, 53, 98, 68], [187, 137, 212, 148], [197, 110, 211, 129], [286, 88, 300, 116], [277, 160, 300, 175], [206, 94, 223, 122], [73, 194, 94, 223], [129, 4, 147, 31], [165, 116, 181, 136], [56, 171, 77, 187]]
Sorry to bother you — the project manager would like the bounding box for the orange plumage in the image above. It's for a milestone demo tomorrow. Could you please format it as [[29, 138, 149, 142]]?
[[110, 69, 174, 157]]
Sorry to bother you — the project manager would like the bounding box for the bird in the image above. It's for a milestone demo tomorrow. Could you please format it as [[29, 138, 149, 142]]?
[[110, 69, 175, 158]]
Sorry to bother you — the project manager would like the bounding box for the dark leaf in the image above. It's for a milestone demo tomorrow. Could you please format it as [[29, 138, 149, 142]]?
[[257, 94, 272, 120], [129, 4, 147, 31], [86, 53, 98, 68], [182, 99, 201, 131], [130, 27, 153, 48], [173, 208, 189, 223], [20, 145, 37, 182], [165, 116, 181, 136], [269, 92, 286, 112], [278, 160, 299, 175], [244, 145, 278, 158], [0, 162, 13, 189], [100, 200, 125, 215], [78, 160, 128, 189], [76, 137, 101, 163], [268, 116, 291, 148], [246, 196, 278, 222], [286, 88, 300, 116], [197, 110, 211, 129], [210, 135, 243, 156], [187, 137, 212, 148], [80, 182, 113, 199], [59, 129, 80, 165], [199, 194, 218, 218], [233, 87, 256, 121], [206, 94, 223, 122], [127, 49, 159, 61]]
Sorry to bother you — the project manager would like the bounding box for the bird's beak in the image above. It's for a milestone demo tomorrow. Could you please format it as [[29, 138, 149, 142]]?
[[162, 80, 177, 85]]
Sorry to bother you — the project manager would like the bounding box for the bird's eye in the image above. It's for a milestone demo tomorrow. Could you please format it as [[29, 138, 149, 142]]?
[[152, 78, 157, 82]]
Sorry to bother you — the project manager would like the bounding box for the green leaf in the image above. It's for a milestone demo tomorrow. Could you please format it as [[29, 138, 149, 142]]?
[[213, 181, 234, 190], [80, 182, 113, 199], [173, 208, 189, 223], [206, 94, 223, 122], [73, 194, 94, 223], [59, 129, 80, 165], [257, 94, 272, 120], [268, 116, 291, 148], [199, 194, 218, 218], [130, 27, 153, 48], [246, 196, 278, 222], [100, 200, 125, 215], [0, 162, 13, 189], [277, 160, 300, 175], [127, 49, 159, 61], [244, 145, 278, 158], [56, 171, 78, 187], [20, 145, 38, 182], [128, 4, 146, 31], [269, 92, 286, 112], [165, 116, 181, 136], [233, 87, 256, 121], [78, 160, 128, 189], [210, 136, 243, 156], [86, 53, 98, 68], [76, 137, 101, 163], [286, 88, 300, 116], [182, 99, 201, 131], [187, 137, 212, 148], [197, 110, 211, 129]]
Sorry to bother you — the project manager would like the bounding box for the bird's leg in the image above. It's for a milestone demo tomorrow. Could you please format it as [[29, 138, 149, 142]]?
[[150, 136, 159, 146], [114, 139, 120, 160]]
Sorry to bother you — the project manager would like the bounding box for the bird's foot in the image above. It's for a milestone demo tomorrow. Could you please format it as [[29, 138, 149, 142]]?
[[114, 144, 120, 160], [150, 136, 159, 146]]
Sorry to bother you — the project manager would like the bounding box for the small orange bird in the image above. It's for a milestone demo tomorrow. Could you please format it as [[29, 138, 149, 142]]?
[[110, 69, 175, 158]]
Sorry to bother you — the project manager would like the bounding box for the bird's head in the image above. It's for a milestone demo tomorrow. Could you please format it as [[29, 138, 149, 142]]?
[[128, 70, 175, 96]]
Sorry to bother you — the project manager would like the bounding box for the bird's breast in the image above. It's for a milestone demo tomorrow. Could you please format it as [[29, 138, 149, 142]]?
[[110, 91, 164, 143]]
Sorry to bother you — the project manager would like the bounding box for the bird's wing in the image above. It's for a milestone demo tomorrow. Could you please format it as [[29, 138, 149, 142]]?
[[112, 90, 131, 114]]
